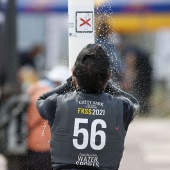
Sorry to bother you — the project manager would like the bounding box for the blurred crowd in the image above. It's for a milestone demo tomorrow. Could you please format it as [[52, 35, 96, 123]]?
[[0, 22, 153, 169], [96, 22, 153, 114], [0, 44, 69, 170]]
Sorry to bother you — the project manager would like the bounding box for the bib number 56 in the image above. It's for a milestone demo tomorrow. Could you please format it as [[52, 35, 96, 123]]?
[[73, 118, 107, 150]]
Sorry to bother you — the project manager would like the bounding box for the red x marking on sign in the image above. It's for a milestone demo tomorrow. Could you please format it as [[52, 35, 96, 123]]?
[[80, 18, 91, 27]]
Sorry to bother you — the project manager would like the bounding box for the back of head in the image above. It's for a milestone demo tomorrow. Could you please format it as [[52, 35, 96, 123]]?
[[73, 44, 111, 93]]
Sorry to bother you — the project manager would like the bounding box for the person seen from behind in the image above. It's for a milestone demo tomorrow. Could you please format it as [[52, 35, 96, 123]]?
[[36, 44, 140, 170]]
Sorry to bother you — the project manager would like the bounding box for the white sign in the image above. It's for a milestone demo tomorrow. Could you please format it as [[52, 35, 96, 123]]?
[[76, 12, 93, 33]]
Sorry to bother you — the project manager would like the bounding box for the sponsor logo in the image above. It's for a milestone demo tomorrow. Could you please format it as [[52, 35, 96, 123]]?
[[76, 153, 99, 167], [79, 100, 104, 107], [78, 108, 105, 116]]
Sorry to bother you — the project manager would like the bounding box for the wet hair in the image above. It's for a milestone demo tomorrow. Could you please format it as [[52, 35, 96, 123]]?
[[73, 44, 111, 93]]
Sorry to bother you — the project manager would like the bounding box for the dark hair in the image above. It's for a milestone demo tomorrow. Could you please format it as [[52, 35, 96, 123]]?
[[73, 44, 111, 93]]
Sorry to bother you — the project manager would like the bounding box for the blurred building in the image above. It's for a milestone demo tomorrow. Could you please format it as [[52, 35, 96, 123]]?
[[16, 0, 170, 66], [17, 0, 68, 70], [95, 0, 170, 33], [1, 0, 170, 91], [95, 0, 170, 100]]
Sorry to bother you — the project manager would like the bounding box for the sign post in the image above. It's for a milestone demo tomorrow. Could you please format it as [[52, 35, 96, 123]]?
[[68, 0, 94, 70]]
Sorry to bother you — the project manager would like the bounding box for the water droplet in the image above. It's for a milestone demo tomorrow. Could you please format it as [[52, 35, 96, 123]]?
[[41, 121, 47, 137]]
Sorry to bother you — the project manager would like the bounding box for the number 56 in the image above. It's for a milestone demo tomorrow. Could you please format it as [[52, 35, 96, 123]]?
[[73, 118, 107, 150]]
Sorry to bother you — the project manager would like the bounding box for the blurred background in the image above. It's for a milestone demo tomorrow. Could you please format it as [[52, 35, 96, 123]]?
[[0, 0, 170, 170]]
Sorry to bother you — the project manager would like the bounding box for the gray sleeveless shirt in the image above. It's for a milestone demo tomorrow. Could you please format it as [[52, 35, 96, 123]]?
[[50, 91, 126, 170]]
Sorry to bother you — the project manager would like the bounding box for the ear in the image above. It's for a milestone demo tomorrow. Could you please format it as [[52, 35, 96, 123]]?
[[72, 75, 79, 88], [71, 66, 78, 87]]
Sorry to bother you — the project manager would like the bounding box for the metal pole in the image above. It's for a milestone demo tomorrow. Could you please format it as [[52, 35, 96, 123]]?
[[5, 0, 18, 84], [0, 0, 6, 86]]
